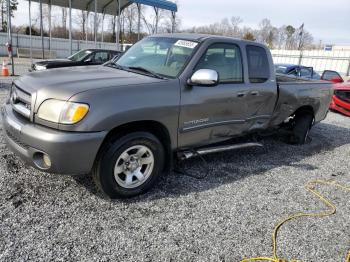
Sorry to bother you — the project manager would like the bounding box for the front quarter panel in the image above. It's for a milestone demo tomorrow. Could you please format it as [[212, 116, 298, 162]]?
[[61, 80, 181, 150]]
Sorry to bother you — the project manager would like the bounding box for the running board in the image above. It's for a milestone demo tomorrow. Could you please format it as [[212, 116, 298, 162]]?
[[178, 142, 264, 160]]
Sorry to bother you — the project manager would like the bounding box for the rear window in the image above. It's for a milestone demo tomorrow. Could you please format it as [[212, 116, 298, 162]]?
[[246, 45, 270, 83]]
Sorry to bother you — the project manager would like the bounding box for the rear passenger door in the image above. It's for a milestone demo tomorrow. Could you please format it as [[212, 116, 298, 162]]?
[[178, 43, 250, 148], [244, 45, 277, 130]]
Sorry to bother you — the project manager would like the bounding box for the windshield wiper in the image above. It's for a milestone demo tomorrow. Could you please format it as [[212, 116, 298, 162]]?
[[127, 66, 166, 79], [106, 63, 128, 71], [106, 64, 166, 79]]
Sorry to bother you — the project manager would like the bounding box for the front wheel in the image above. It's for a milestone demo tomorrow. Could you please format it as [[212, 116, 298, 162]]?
[[92, 132, 165, 198]]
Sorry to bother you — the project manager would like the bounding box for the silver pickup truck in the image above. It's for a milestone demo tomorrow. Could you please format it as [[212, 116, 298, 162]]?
[[2, 34, 333, 198]]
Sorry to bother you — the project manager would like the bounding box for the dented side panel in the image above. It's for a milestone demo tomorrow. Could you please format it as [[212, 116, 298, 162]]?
[[270, 81, 333, 126], [177, 39, 278, 149]]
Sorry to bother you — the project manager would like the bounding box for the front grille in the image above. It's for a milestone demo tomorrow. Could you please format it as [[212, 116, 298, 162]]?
[[335, 90, 350, 103], [10, 84, 31, 119]]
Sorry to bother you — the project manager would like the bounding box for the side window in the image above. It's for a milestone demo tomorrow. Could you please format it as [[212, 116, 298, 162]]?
[[287, 68, 298, 76], [321, 70, 343, 82], [246, 45, 270, 83], [300, 67, 312, 78], [195, 43, 243, 83], [92, 52, 109, 63]]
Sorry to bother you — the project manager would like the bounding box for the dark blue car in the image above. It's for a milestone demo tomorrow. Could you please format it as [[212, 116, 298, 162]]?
[[274, 63, 321, 79]]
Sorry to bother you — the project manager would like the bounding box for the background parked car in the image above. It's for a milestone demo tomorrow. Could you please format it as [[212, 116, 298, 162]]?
[[320, 70, 344, 83], [274, 63, 321, 79], [31, 49, 122, 71], [330, 82, 350, 117], [312, 69, 349, 117], [274, 64, 346, 82]]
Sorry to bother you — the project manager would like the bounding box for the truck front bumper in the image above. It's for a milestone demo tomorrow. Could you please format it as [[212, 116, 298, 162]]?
[[1, 104, 107, 175]]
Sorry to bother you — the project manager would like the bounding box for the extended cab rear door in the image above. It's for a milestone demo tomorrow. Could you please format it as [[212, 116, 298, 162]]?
[[243, 45, 277, 131], [178, 40, 277, 149]]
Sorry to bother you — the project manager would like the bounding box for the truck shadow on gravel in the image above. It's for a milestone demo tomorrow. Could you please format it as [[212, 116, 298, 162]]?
[[72, 121, 350, 201]]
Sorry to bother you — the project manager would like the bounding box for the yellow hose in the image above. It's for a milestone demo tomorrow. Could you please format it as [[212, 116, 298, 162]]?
[[240, 180, 350, 262]]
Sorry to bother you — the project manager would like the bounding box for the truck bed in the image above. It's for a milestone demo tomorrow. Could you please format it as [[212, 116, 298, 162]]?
[[270, 74, 333, 126]]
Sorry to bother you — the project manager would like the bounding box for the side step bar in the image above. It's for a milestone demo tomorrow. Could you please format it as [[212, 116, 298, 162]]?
[[178, 142, 264, 160]]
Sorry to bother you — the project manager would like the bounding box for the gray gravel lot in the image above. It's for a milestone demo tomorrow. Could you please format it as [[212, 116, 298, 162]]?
[[0, 85, 349, 262]]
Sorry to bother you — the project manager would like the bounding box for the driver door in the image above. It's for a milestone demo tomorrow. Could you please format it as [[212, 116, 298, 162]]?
[[178, 43, 249, 148]]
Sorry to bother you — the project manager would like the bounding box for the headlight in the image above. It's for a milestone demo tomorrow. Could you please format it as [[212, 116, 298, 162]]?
[[37, 99, 89, 124], [35, 65, 47, 71]]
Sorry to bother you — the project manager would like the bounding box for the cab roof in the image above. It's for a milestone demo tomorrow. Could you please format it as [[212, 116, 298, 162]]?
[[152, 33, 261, 46]]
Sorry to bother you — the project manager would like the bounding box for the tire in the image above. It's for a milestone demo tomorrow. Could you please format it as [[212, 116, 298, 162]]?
[[92, 132, 165, 198], [289, 113, 314, 145]]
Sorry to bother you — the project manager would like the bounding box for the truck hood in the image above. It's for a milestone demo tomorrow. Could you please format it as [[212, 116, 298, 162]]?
[[15, 65, 166, 111], [334, 82, 350, 91]]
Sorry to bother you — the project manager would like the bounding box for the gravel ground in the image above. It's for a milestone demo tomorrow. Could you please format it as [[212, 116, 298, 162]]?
[[0, 85, 349, 262]]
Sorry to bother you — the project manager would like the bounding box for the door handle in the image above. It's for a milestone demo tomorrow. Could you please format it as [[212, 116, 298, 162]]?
[[237, 92, 246, 98], [250, 91, 259, 96]]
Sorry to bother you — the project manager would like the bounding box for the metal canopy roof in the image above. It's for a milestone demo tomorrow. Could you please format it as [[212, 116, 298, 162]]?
[[132, 0, 177, 12], [26, 0, 177, 15]]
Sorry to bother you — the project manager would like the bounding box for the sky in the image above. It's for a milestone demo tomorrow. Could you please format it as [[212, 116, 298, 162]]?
[[12, 0, 350, 45]]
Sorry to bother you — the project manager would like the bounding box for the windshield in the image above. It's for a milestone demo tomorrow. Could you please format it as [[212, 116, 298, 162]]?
[[114, 37, 199, 78], [68, 50, 93, 62]]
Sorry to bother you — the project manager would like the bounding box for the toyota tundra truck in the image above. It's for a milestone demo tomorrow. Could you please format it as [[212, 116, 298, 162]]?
[[1, 34, 333, 198]]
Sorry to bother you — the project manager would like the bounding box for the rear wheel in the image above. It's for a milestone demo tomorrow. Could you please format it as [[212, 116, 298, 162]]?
[[92, 132, 165, 198], [289, 113, 314, 145]]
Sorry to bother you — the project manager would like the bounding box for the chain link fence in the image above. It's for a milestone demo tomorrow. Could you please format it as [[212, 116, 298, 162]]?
[[2, 32, 350, 79], [271, 49, 350, 78], [1, 32, 119, 77]]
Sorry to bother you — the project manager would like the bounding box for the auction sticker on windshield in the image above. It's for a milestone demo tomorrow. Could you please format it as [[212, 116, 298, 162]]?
[[174, 40, 198, 49]]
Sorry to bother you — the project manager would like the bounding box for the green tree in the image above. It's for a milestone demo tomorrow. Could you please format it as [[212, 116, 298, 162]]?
[[25, 26, 40, 36], [0, 0, 18, 32], [285, 25, 296, 49], [285, 25, 295, 36], [242, 32, 256, 41]]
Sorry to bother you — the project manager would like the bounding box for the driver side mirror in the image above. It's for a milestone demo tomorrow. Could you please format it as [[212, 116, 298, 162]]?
[[188, 69, 219, 87]]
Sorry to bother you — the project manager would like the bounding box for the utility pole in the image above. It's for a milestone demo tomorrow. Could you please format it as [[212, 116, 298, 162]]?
[[94, 0, 97, 47], [297, 23, 304, 66], [29, 0, 32, 64], [297, 23, 304, 51], [1, 1, 4, 31], [137, 3, 141, 40], [69, 0, 72, 55], [39, 0, 44, 59], [7, 0, 14, 75]]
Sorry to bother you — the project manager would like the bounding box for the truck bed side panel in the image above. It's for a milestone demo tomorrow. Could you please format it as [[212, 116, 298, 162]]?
[[270, 78, 333, 126]]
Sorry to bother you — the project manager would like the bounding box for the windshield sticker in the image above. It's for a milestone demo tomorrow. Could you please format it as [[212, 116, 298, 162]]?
[[174, 40, 198, 49]]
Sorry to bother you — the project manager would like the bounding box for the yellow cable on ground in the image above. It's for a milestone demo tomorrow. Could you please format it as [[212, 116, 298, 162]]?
[[240, 180, 350, 262]]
